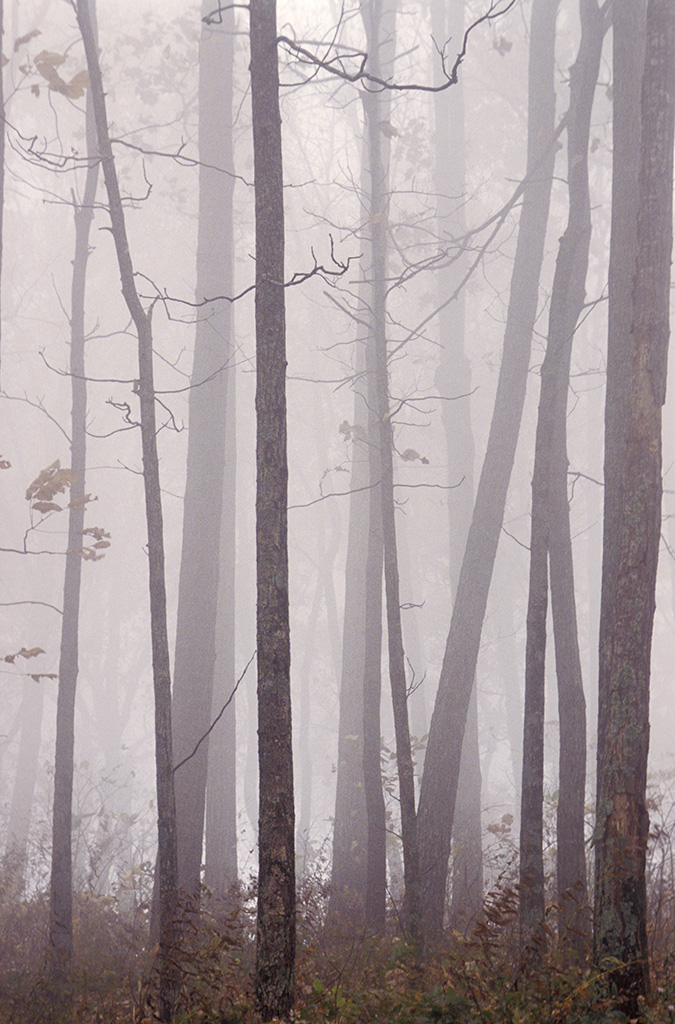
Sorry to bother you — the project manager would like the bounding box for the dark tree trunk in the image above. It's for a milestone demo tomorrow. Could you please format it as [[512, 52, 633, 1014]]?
[[417, 0, 559, 940], [519, 0, 604, 959], [431, 0, 483, 933], [47, 35, 99, 982], [172, 0, 236, 905], [594, 0, 674, 1013], [250, 1, 295, 1018], [76, 2, 180, 1017]]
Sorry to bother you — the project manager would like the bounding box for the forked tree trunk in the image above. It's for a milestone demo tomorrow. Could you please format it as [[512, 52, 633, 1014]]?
[[250, 1, 295, 1019], [594, 0, 674, 1014], [47, 30, 99, 982], [172, 0, 236, 905], [519, 0, 604, 960], [417, 0, 559, 940], [76, 2, 180, 1017]]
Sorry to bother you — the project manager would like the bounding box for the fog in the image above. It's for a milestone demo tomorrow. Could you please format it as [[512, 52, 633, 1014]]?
[[0, 0, 674, 1007]]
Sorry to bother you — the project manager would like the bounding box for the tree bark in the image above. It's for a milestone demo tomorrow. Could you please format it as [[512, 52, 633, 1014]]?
[[519, 0, 604, 959], [417, 0, 559, 940], [172, 0, 236, 905], [76, 2, 180, 1016], [250, 1, 295, 1018], [594, 0, 674, 1013]]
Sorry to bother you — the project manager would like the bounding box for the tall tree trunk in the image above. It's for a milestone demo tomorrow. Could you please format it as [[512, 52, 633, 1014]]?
[[76, 2, 180, 1016], [431, 0, 483, 932], [360, 0, 420, 941], [172, 0, 236, 905], [0, 0, 4, 382], [519, 0, 604, 959], [204, 370, 238, 898], [250, 1, 295, 1018], [594, 0, 674, 1013], [47, 37, 99, 982], [417, 0, 559, 940], [328, 407, 371, 925]]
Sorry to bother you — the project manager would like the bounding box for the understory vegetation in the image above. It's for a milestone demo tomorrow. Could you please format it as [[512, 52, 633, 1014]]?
[[2, 787, 675, 1024]]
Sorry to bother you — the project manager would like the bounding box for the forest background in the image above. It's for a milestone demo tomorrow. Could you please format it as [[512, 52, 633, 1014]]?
[[1, 0, 675, 1020]]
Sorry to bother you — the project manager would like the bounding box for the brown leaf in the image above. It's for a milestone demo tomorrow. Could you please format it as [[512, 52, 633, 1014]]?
[[66, 69, 89, 99], [34, 49, 66, 67], [31, 500, 62, 514], [14, 28, 41, 52]]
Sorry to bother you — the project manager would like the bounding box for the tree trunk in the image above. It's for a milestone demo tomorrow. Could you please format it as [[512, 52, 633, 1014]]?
[[431, 0, 483, 933], [47, 35, 99, 982], [594, 0, 674, 1013], [417, 0, 559, 940], [0, 0, 4, 382], [250, 1, 295, 1018], [172, 0, 236, 905], [519, 0, 604, 959], [359, 0, 420, 942], [6, 681, 44, 879], [76, 2, 180, 1016]]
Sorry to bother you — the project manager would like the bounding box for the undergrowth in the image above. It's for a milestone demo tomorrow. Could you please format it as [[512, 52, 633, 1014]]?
[[0, 873, 673, 1024]]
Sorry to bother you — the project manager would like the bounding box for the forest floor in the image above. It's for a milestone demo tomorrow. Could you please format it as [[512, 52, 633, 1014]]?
[[0, 879, 674, 1023]]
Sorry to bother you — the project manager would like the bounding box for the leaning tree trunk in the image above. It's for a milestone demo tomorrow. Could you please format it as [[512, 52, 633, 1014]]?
[[594, 0, 674, 1014], [417, 0, 559, 940], [172, 0, 236, 905], [431, 0, 483, 933], [47, 31, 99, 983], [250, 1, 295, 1019], [76, 2, 180, 1017], [519, 0, 604, 960]]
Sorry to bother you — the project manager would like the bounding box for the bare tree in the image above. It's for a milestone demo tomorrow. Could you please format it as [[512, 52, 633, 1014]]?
[[76, 1, 180, 1016], [172, 0, 237, 905], [47, 8, 99, 982], [519, 0, 606, 960], [594, 0, 675, 1013], [416, 0, 559, 939], [250, 0, 295, 1018]]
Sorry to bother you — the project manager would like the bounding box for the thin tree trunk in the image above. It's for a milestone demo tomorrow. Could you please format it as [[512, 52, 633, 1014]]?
[[0, 0, 4, 382], [359, 0, 419, 942], [594, 0, 674, 1013], [250, 1, 295, 1018], [204, 368, 238, 897], [519, 0, 604, 959], [431, 0, 483, 932], [362, 458, 387, 930], [47, 38, 98, 981], [76, 2, 180, 1016], [6, 681, 44, 879], [172, 0, 236, 905], [417, 0, 559, 940]]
